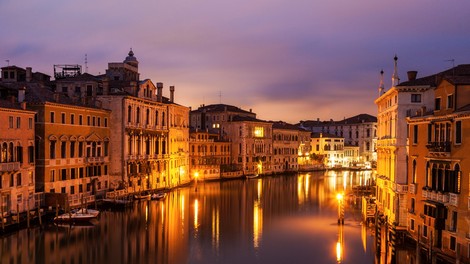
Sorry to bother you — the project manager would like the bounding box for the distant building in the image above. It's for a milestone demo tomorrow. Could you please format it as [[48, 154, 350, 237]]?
[[190, 104, 256, 131], [298, 113, 377, 166], [222, 115, 273, 176], [272, 122, 301, 173], [189, 129, 231, 181], [310, 132, 344, 168], [407, 64, 470, 263]]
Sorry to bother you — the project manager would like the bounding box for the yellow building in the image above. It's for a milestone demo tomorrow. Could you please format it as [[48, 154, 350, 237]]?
[[310, 132, 344, 168], [407, 65, 470, 263]]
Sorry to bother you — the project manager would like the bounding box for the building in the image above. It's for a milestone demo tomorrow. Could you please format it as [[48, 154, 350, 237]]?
[[272, 121, 303, 173], [310, 132, 344, 168], [221, 115, 273, 176], [190, 104, 256, 131], [0, 97, 36, 215], [99, 50, 190, 191], [407, 64, 470, 263], [374, 56, 435, 262], [189, 129, 231, 181], [298, 113, 377, 166]]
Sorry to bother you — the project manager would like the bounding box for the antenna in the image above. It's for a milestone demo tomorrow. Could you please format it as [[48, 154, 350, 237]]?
[[219, 91, 222, 104], [85, 54, 88, 73]]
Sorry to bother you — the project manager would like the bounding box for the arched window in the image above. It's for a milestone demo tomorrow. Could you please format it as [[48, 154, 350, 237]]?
[[8, 142, 14, 162], [155, 110, 159, 126], [412, 160, 417, 184], [1, 142, 7, 162], [454, 163, 461, 193], [146, 109, 150, 125], [128, 106, 132, 123], [425, 161, 430, 187], [162, 112, 165, 126], [136, 107, 140, 124]]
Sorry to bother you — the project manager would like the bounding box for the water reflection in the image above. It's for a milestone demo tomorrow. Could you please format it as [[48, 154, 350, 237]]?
[[1, 171, 379, 264]]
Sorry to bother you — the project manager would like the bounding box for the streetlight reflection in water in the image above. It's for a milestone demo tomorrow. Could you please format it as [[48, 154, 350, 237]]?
[[0, 171, 378, 264]]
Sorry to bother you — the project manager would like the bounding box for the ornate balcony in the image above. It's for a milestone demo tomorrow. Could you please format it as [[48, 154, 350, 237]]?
[[426, 141, 451, 153], [409, 183, 416, 194], [86, 156, 109, 163], [449, 193, 458, 207]]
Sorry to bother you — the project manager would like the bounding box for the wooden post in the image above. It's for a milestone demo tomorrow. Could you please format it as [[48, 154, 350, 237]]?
[[27, 201, 30, 229], [0, 201, 4, 231], [37, 207, 42, 226], [56, 201, 59, 217], [16, 204, 20, 224]]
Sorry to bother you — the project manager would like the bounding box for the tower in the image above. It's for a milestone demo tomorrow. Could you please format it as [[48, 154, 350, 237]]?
[[392, 55, 399, 87], [379, 69, 384, 96]]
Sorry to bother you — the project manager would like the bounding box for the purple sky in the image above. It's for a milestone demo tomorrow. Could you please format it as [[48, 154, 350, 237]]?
[[2, 0, 470, 123]]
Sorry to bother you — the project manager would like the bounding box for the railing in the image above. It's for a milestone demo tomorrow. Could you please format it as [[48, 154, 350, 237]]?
[[449, 193, 458, 207], [0, 162, 20, 172], [422, 189, 429, 199], [446, 225, 456, 233], [67, 194, 96, 207], [409, 183, 416, 194], [396, 184, 408, 193], [426, 141, 451, 153], [86, 156, 108, 163]]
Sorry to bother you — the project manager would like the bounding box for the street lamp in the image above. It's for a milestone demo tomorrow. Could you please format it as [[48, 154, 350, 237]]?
[[194, 171, 199, 192]]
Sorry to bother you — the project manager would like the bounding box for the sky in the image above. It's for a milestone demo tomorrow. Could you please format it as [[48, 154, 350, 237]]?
[[2, 0, 470, 123]]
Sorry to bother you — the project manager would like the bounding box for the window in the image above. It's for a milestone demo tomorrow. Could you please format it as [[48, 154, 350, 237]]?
[[87, 116, 90, 126], [9, 116, 13, 128], [410, 219, 415, 231], [410, 198, 415, 213], [254, 127, 264, 138], [17, 173, 21, 186], [61, 142, 66, 158], [98, 117, 101, 127], [50, 112, 55, 123], [128, 106, 132, 123], [62, 87, 67, 93], [61, 113, 65, 124], [435, 98, 441, 111], [450, 236, 456, 251], [411, 94, 421, 103], [16, 117, 20, 128], [427, 124, 432, 143], [70, 142, 75, 158], [78, 142, 84, 157], [71, 114, 75, 125], [447, 94, 454, 109], [92, 116, 96, 126], [423, 225, 428, 238], [50, 141, 56, 159], [104, 118, 108, 127], [413, 125, 418, 144], [136, 107, 140, 124], [79, 115, 83, 125], [28, 146, 34, 163], [455, 120, 462, 144], [50, 170, 55, 182], [28, 118, 33, 129], [412, 160, 417, 183]]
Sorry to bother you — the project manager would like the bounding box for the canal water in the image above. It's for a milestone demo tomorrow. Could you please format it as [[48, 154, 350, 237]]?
[[1, 171, 378, 264]]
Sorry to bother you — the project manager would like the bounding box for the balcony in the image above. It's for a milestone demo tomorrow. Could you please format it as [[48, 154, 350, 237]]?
[[396, 184, 408, 193], [409, 183, 416, 194], [446, 225, 456, 233], [86, 157, 109, 163], [426, 141, 451, 153], [0, 162, 20, 172]]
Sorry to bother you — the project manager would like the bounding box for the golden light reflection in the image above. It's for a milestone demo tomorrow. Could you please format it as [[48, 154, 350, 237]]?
[[161, 202, 164, 221], [304, 173, 310, 198], [297, 174, 304, 205], [145, 204, 149, 223], [257, 179, 262, 200], [212, 208, 219, 251], [180, 194, 185, 222], [194, 199, 199, 234], [361, 222, 367, 252], [336, 222, 344, 263], [253, 200, 263, 249]]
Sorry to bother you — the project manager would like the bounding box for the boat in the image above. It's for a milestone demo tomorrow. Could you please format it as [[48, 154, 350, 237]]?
[[134, 193, 151, 200], [245, 174, 259, 179], [151, 192, 167, 200], [54, 208, 100, 223]]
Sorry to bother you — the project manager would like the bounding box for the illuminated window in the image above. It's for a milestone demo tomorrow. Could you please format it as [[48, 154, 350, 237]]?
[[254, 127, 264, 138]]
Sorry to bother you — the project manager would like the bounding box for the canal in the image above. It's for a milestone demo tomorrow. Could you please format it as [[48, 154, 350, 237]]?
[[1, 171, 378, 264]]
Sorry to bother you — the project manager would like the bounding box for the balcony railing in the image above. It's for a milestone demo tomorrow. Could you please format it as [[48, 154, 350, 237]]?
[[449, 193, 458, 207], [409, 183, 416, 194], [86, 156, 109, 163], [0, 162, 20, 172], [426, 141, 451, 153]]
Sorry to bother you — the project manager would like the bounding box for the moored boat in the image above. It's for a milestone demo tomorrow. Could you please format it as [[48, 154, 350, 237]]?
[[54, 208, 100, 223], [151, 192, 167, 200]]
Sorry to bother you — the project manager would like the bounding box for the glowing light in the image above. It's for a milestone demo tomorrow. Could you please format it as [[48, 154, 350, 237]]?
[[336, 241, 343, 262], [212, 208, 220, 251], [194, 199, 199, 232], [257, 179, 262, 200], [194, 171, 199, 179], [336, 193, 343, 201], [253, 200, 263, 249]]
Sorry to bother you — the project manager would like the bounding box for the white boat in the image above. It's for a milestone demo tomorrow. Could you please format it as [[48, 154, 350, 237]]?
[[134, 193, 151, 200], [245, 174, 259, 179], [151, 192, 167, 200], [54, 208, 100, 223]]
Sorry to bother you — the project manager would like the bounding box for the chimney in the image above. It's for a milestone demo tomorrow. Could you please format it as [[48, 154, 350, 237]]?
[[407, 71, 418, 81], [20, 102, 26, 110], [157, 82, 163, 102], [18, 86, 26, 102], [26, 67, 32, 82], [102, 77, 109, 95], [170, 86, 175, 103], [249, 108, 252, 113], [54, 93, 60, 102]]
